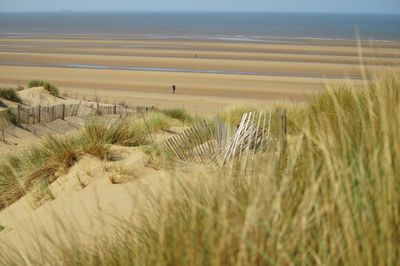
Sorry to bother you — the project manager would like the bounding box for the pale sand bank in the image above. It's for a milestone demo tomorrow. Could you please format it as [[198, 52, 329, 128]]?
[[0, 37, 398, 113], [0, 65, 359, 113]]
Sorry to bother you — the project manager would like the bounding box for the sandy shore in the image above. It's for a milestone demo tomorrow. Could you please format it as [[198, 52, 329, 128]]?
[[0, 36, 399, 113]]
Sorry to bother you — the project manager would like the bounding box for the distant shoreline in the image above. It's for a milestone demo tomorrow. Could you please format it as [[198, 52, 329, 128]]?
[[1, 11, 400, 15], [1, 33, 400, 43], [1, 12, 399, 41]]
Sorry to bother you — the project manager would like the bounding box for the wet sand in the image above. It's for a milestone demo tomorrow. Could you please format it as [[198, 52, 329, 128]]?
[[0, 36, 399, 113]]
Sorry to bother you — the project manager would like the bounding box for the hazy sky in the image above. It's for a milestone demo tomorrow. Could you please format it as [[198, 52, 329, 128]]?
[[1, 0, 399, 14]]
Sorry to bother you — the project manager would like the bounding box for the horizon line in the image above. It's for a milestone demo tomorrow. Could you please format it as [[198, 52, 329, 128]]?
[[0, 10, 399, 15]]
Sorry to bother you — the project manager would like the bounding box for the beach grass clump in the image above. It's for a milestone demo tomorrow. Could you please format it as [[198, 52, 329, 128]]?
[[79, 118, 149, 148], [41, 135, 80, 171], [0, 134, 100, 210], [216, 103, 305, 138], [28, 80, 59, 97], [0, 137, 80, 209], [0, 130, 93, 210], [217, 104, 260, 127], [0, 163, 22, 210], [162, 108, 193, 124], [142, 112, 171, 133], [0, 115, 163, 210], [0, 87, 22, 103]]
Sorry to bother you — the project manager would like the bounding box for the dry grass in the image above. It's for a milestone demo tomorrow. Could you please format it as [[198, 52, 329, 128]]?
[[1, 71, 400, 265], [162, 108, 194, 124], [0, 113, 171, 210], [28, 80, 59, 96], [0, 87, 22, 103], [217, 104, 260, 127], [142, 112, 171, 133]]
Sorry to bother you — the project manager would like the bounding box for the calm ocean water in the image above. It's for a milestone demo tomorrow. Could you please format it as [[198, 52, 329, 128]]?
[[0, 12, 399, 41]]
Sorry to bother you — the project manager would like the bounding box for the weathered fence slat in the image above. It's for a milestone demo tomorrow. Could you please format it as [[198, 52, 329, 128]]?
[[0, 102, 158, 126], [163, 111, 281, 169]]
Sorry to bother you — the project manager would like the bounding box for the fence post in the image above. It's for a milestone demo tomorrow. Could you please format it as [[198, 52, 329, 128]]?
[[114, 104, 117, 115], [38, 104, 41, 123], [281, 109, 287, 150], [62, 104, 66, 120], [278, 109, 288, 168], [17, 104, 21, 124], [1, 129, 5, 143], [97, 102, 100, 116]]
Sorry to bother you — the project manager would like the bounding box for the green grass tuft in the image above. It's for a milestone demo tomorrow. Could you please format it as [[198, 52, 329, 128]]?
[[162, 108, 193, 124], [142, 112, 171, 133], [0, 114, 168, 210], [0, 87, 21, 103], [79, 117, 149, 148], [217, 104, 260, 127], [28, 80, 59, 96]]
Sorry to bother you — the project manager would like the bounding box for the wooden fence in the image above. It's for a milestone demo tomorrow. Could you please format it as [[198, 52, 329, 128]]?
[[0, 109, 8, 142], [162, 110, 286, 170], [95, 104, 158, 116], [162, 120, 217, 164], [16, 103, 93, 124], [0, 102, 159, 126]]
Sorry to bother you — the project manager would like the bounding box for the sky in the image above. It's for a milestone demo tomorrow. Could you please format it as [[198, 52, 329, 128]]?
[[0, 0, 399, 14]]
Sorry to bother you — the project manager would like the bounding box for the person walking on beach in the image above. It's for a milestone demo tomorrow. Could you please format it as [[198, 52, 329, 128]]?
[[172, 84, 176, 94]]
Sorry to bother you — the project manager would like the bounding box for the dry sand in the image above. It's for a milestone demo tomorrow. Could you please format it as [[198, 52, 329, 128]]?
[[0, 146, 170, 258], [1, 36, 399, 113], [0, 135, 207, 260]]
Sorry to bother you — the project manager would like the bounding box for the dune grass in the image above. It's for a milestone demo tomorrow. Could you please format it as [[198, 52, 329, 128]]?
[[142, 112, 171, 133], [28, 80, 59, 97], [0, 87, 22, 103], [162, 108, 194, 124], [79, 117, 149, 148], [1, 71, 400, 265], [0, 113, 171, 211], [0, 135, 82, 209], [217, 104, 260, 127]]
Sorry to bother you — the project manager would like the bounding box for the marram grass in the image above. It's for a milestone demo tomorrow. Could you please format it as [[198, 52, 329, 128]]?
[[28, 80, 59, 97], [1, 71, 400, 265], [0, 113, 173, 210]]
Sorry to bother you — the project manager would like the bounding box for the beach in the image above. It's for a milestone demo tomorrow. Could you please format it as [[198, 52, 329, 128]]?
[[0, 36, 399, 113], [1, 10, 400, 264]]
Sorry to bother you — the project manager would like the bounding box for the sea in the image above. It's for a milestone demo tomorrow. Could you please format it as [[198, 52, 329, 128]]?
[[0, 12, 399, 42]]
